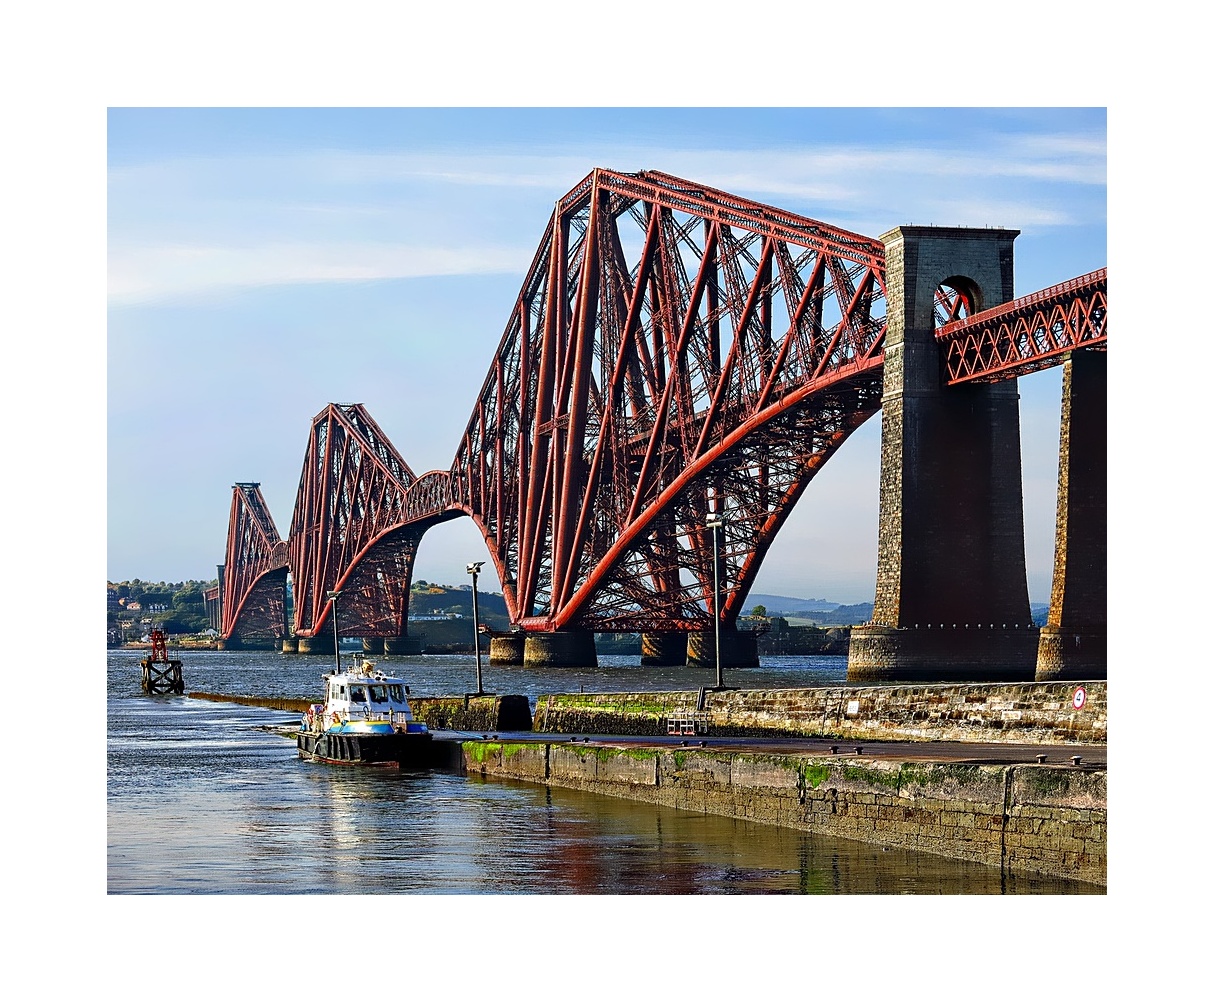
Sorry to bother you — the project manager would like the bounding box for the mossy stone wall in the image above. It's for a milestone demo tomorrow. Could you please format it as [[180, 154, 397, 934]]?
[[461, 738, 1105, 886], [534, 681, 1106, 745]]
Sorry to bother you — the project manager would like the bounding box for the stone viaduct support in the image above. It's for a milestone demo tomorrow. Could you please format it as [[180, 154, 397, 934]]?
[[848, 226, 1038, 681], [1035, 351, 1106, 680]]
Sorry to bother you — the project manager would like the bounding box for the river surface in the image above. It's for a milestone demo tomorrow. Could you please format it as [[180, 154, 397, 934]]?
[[107, 648, 1099, 894]]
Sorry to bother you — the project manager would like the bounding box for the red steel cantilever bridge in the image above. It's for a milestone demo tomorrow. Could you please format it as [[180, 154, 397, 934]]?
[[219, 168, 1106, 668]]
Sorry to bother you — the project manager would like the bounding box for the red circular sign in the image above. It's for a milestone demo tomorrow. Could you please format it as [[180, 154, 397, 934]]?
[[1072, 687, 1087, 710]]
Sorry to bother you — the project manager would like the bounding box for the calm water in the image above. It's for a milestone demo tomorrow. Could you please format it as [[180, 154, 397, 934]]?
[[107, 649, 1099, 894]]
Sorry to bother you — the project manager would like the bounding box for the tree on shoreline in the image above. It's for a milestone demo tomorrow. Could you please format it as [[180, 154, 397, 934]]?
[[108, 578, 217, 637]]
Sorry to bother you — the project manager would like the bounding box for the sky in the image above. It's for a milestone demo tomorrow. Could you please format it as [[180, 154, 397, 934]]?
[[106, 107, 1107, 604]]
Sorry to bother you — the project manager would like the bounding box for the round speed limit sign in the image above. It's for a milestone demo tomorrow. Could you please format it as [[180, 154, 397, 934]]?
[[1072, 687, 1087, 710]]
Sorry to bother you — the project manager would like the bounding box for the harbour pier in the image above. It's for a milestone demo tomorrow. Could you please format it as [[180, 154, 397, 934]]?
[[189, 678, 1106, 886]]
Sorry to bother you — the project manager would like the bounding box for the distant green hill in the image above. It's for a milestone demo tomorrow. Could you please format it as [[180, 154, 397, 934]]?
[[749, 593, 1050, 628], [407, 581, 511, 629], [746, 593, 840, 614]]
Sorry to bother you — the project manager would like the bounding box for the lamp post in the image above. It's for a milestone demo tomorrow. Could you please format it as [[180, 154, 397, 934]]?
[[705, 513, 725, 690], [466, 562, 486, 696], [327, 589, 343, 676]]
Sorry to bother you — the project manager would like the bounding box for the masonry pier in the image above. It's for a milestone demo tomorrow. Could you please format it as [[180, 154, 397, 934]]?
[[295, 633, 334, 655], [640, 632, 687, 666], [1036, 351, 1107, 681], [686, 628, 759, 668], [849, 226, 1037, 682], [489, 633, 526, 665], [384, 635, 422, 655], [522, 630, 598, 668]]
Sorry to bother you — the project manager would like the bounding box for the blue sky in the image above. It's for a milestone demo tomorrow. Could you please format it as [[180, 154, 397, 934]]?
[[107, 107, 1106, 604]]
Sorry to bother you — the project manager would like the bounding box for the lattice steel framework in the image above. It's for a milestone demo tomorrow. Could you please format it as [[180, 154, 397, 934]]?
[[217, 168, 1109, 643], [220, 483, 289, 641], [449, 168, 889, 632], [287, 403, 453, 639], [938, 268, 1107, 384]]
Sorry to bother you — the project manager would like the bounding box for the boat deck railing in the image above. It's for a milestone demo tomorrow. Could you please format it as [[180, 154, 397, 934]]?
[[337, 707, 414, 726]]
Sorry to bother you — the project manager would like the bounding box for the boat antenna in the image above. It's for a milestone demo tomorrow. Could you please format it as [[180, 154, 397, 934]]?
[[327, 590, 343, 675]]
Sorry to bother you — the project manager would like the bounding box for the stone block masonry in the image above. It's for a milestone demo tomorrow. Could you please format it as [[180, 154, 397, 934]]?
[[410, 694, 532, 732], [850, 226, 1035, 682], [533, 681, 1106, 745], [461, 739, 1106, 886], [1037, 350, 1107, 681]]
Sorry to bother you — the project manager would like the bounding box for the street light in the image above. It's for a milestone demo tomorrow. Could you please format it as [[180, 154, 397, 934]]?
[[466, 562, 487, 696], [705, 513, 725, 690], [327, 590, 343, 676]]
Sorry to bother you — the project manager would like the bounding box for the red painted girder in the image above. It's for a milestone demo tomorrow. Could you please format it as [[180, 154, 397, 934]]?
[[287, 403, 424, 637], [589, 169, 886, 271], [937, 268, 1107, 384], [220, 482, 288, 640], [449, 168, 889, 633], [551, 365, 884, 630]]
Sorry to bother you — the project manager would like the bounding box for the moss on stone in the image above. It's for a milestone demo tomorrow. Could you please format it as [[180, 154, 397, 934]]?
[[842, 763, 902, 789], [804, 764, 832, 789], [900, 763, 984, 788], [597, 746, 658, 762], [547, 694, 678, 717], [1022, 767, 1071, 797], [465, 741, 501, 764]]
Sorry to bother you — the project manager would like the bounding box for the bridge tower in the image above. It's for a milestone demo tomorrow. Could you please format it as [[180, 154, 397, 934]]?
[[1035, 350, 1106, 680], [848, 226, 1037, 681]]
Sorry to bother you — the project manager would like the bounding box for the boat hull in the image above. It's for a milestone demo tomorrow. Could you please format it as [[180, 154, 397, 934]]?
[[297, 729, 434, 767]]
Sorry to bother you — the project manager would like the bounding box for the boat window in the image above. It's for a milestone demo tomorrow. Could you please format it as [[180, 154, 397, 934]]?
[[368, 686, 387, 703], [389, 685, 404, 702], [349, 686, 367, 702]]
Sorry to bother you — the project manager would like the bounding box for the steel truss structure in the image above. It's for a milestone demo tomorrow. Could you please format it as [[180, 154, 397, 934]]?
[[219, 169, 1108, 644], [450, 169, 888, 632], [220, 483, 288, 641], [286, 403, 460, 639], [937, 268, 1107, 384]]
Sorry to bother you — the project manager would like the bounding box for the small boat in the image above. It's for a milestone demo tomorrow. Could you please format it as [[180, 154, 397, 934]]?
[[297, 655, 432, 767]]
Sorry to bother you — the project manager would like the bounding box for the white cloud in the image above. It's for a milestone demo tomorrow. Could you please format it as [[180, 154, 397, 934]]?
[[300, 138, 1107, 190], [107, 240, 532, 305], [108, 132, 1105, 304], [909, 199, 1081, 229]]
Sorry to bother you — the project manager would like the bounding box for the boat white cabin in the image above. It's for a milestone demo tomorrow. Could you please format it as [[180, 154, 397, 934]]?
[[302, 654, 428, 736]]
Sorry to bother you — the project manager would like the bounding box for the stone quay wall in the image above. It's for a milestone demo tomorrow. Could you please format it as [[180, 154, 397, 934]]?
[[533, 681, 1105, 745], [410, 694, 532, 732], [460, 739, 1106, 886]]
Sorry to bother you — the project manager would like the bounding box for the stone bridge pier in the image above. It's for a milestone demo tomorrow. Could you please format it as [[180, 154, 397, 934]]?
[[1035, 350, 1106, 681], [849, 226, 1038, 681]]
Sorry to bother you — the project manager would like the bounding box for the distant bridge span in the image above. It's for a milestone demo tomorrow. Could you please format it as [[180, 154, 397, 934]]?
[[218, 168, 1106, 682]]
